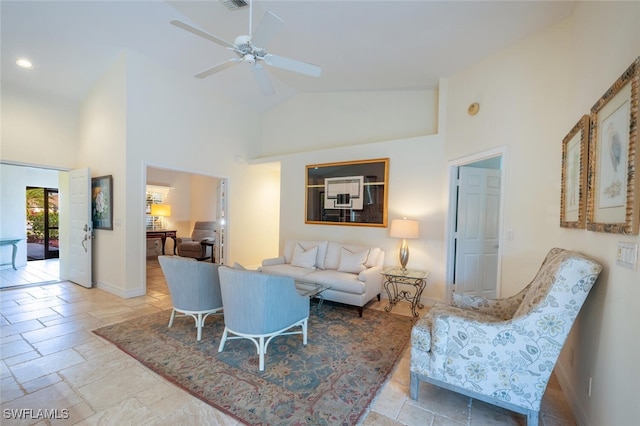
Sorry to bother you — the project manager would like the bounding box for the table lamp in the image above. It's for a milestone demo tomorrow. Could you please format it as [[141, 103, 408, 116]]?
[[151, 203, 171, 230], [390, 218, 419, 270]]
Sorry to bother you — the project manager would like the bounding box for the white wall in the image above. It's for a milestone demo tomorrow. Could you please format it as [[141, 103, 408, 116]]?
[[77, 53, 128, 295], [0, 164, 60, 269], [2, 47, 281, 296], [260, 88, 446, 301], [122, 51, 279, 293], [1, 86, 79, 169], [261, 90, 438, 157], [445, 2, 640, 425], [291, 137, 446, 302]]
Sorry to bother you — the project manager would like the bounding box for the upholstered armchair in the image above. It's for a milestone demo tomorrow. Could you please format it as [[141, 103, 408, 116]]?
[[176, 221, 216, 260], [158, 255, 223, 341], [217, 267, 310, 371], [410, 248, 602, 426]]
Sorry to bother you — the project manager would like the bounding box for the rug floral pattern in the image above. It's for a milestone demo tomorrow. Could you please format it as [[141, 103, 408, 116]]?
[[93, 302, 414, 425]]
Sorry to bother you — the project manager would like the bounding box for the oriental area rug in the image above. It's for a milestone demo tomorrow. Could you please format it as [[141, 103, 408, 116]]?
[[93, 302, 414, 425]]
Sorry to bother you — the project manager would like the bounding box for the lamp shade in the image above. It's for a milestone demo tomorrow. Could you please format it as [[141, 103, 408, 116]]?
[[151, 204, 171, 217], [389, 218, 419, 239]]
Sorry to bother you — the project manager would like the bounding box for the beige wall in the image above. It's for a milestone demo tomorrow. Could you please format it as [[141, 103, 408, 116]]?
[[260, 2, 639, 425], [77, 53, 128, 296], [1, 86, 80, 169], [2, 49, 280, 297], [2, 2, 638, 424], [445, 2, 639, 425], [260, 89, 446, 301], [261, 90, 438, 157]]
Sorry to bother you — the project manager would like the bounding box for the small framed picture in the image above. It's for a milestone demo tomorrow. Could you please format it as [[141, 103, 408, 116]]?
[[587, 57, 639, 235], [560, 115, 590, 228], [92, 175, 113, 230]]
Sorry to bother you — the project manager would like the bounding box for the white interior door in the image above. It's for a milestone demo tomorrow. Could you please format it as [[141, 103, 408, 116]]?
[[69, 168, 92, 288], [454, 166, 501, 298]]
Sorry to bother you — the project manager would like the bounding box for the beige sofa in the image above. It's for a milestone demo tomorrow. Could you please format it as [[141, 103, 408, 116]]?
[[261, 239, 385, 316]]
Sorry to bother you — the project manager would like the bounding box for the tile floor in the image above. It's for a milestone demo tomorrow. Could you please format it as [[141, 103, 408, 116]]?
[[0, 259, 60, 289], [0, 257, 576, 425]]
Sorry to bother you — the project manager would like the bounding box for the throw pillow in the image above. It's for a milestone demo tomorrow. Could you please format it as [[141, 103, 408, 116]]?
[[365, 247, 382, 267], [291, 244, 318, 269], [337, 247, 370, 273], [232, 262, 246, 270]]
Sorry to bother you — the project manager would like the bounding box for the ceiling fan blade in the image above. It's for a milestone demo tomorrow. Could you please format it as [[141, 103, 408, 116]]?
[[263, 54, 322, 78], [251, 63, 275, 96], [170, 19, 235, 49], [250, 11, 283, 48], [195, 58, 242, 79]]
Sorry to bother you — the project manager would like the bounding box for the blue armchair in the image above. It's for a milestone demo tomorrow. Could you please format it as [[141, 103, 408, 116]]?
[[410, 248, 602, 425], [217, 267, 310, 371], [158, 255, 223, 341]]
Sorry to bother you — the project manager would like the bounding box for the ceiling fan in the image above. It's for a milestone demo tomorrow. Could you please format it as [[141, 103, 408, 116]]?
[[170, 1, 322, 95]]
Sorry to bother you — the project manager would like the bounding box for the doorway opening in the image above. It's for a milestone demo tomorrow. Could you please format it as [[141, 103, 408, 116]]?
[[144, 165, 228, 295], [26, 187, 60, 261], [445, 147, 506, 302]]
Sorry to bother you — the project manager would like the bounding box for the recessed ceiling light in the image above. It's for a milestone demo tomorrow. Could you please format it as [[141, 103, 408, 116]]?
[[16, 59, 34, 69]]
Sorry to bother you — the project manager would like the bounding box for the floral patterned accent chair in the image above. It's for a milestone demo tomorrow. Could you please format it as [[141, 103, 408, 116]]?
[[410, 248, 602, 426]]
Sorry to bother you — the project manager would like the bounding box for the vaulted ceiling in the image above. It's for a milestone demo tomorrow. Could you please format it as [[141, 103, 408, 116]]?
[[1, 1, 575, 111]]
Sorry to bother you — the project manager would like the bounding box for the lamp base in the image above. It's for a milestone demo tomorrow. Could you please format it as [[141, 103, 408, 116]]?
[[399, 240, 409, 270]]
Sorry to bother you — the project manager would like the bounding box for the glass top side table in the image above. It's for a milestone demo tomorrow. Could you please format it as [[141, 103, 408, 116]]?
[[381, 268, 430, 317]]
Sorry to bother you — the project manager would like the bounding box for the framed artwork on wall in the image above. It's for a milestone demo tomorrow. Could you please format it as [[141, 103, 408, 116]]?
[[305, 158, 389, 227], [560, 115, 590, 228], [92, 175, 113, 230], [587, 57, 639, 235]]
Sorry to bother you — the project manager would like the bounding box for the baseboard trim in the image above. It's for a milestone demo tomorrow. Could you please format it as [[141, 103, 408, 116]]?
[[96, 280, 145, 299], [555, 363, 589, 426]]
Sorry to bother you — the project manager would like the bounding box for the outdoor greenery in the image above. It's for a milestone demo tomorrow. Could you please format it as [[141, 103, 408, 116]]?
[[26, 188, 59, 243]]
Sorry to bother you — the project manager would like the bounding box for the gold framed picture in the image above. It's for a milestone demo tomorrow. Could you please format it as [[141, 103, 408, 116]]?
[[587, 57, 639, 235], [561, 115, 590, 229], [305, 158, 389, 227]]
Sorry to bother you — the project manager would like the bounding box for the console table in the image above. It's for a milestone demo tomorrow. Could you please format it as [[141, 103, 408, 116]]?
[[381, 267, 430, 317], [146, 230, 177, 255], [0, 238, 22, 270]]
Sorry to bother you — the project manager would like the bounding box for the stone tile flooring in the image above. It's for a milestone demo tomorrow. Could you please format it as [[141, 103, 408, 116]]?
[[0, 257, 576, 425], [0, 259, 60, 289]]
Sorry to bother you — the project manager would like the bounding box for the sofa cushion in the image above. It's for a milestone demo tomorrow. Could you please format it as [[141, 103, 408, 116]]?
[[261, 264, 315, 281], [325, 242, 377, 270], [284, 240, 328, 269], [291, 244, 318, 269], [305, 270, 366, 295], [337, 247, 370, 273]]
